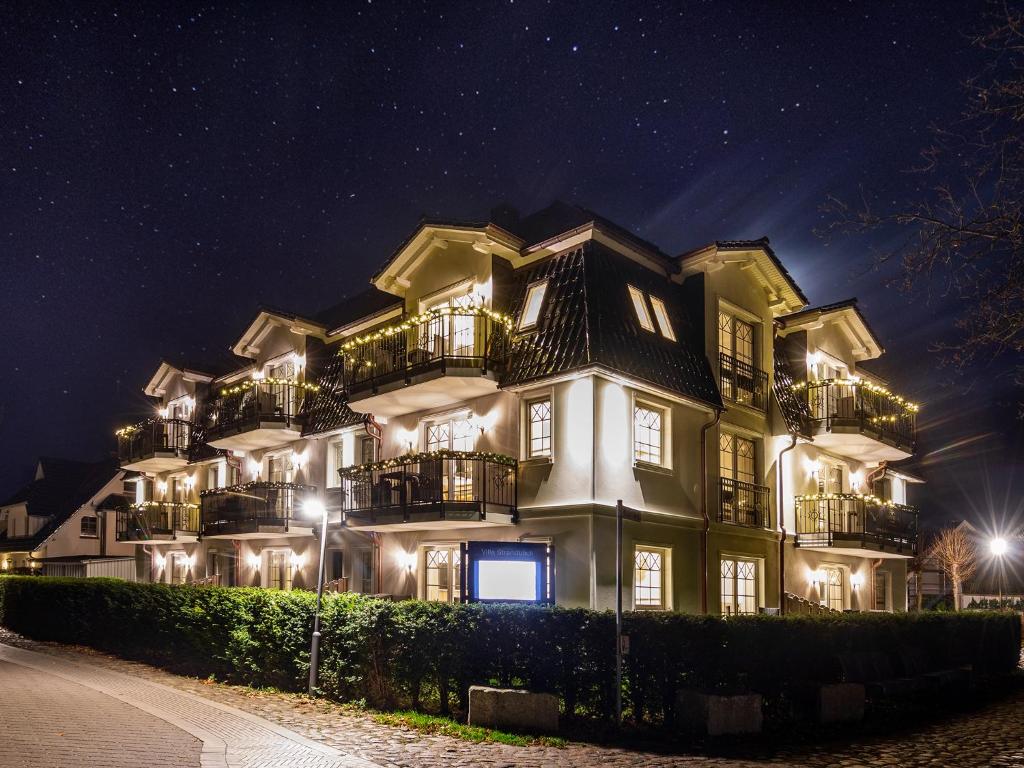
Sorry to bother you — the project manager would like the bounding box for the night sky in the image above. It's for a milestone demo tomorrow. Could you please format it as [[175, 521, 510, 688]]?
[[2, 2, 1021, 534]]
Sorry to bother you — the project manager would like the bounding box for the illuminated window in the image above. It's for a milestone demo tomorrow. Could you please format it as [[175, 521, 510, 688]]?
[[633, 404, 665, 465], [79, 516, 98, 538], [634, 546, 668, 610], [628, 285, 655, 332], [168, 552, 189, 586], [718, 311, 755, 364], [425, 417, 475, 500], [425, 546, 462, 603], [719, 433, 756, 485], [649, 296, 676, 341], [266, 550, 293, 591], [527, 398, 552, 458], [518, 281, 549, 330], [873, 570, 890, 611], [822, 566, 844, 610], [356, 549, 373, 594], [721, 558, 758, 615]]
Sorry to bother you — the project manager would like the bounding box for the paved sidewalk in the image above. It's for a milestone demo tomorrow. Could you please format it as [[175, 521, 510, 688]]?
[[0, 643, 378, 768]]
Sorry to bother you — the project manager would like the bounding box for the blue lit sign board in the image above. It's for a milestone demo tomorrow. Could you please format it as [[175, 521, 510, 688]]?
[[463, 541, 554, 604]]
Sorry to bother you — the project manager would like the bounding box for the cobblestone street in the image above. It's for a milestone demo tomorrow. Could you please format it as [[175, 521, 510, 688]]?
[[0, 632, 1021, 768]]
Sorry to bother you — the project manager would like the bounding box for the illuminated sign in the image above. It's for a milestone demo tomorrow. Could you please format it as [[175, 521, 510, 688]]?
[[464, 541, 554, 604]]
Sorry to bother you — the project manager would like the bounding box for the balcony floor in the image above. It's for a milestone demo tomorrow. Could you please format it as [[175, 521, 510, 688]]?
[[207, 423, 303, 451], [811, 426, 913, 462], [120, 454, 189, 473], [201, 524, 313, 539], [346, 368, 499, 417]]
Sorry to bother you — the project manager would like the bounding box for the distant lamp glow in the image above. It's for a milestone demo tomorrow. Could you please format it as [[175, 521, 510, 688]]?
[[990, 537, 1008, 557], [1, 560, 9, 571]]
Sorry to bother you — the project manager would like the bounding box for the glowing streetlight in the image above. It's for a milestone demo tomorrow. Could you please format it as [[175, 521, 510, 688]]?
[[304, 498, 329, 695], [990, 537, 1008, 557]]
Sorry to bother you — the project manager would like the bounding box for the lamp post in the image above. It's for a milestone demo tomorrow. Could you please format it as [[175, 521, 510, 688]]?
[[304, 498, 329, 695], [990, 537, 1008, 607]]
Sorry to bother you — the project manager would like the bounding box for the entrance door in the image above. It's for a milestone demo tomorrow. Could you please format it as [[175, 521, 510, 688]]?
[[424, 547, 462, 603]]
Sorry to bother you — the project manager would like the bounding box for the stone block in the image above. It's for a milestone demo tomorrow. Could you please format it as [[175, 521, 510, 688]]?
[[467, 686, 559, 733], [818, 683, 865, 723], [676, 690, 763, 736]]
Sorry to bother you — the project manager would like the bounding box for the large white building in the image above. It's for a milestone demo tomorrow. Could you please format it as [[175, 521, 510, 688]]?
[[110, 203, 922, 613]]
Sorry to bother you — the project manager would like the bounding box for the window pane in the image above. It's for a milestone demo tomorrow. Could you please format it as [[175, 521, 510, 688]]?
[[528, 399, 552, 457], [519, 281, 549, 329], [649, 296, 676, 341], [721, 559, 736, 615], [633, 406, 663, 465], [634, 548, 665, 609], [718, 311, 734, 355], [628, 286, 655, 332], [734, 319, 754, 364]]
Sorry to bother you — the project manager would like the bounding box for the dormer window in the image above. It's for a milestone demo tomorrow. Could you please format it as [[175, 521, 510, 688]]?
[[518, 280, 549, 330], [629, 286, 675, 340], [649, 296, 676, 341]]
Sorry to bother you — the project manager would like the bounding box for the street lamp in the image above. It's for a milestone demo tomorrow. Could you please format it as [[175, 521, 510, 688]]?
[[989, 537, 1008, 607], [304, 498, 329, 695]]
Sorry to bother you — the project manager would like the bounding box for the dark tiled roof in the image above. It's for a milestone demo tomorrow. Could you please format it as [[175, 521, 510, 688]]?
[[302, 349, 365, 437], [501, 241, 722, 408], [772, 349, 812, 438], [0, 458, 121, 552], [316, 287, 402, 333]]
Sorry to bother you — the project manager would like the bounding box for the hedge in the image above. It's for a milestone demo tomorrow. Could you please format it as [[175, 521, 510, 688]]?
[[0, 576, 1018, 726]]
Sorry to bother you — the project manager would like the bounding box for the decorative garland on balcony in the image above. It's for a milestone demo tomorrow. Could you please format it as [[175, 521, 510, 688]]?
[[339, 304, 513, 355], [794, 492, 904, 508], [115, 424, 141, 437], [115, 416, 194, 437], [218, 378, 321, 397], [134, 500, 200, 510], [338, 449, 517, 478], [200, 480, 316, 497], [789, 378, 919, 413]]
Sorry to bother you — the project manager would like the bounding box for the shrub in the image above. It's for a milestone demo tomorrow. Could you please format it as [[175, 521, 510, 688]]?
[[0, 576, 1018, 727]]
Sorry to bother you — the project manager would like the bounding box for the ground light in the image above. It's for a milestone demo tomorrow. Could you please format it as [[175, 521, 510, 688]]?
[[304, 498, 329, 695]]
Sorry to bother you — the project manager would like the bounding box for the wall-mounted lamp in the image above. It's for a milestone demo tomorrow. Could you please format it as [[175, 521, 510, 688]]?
[[811, 569, 826, 586], [157, 481, 168, 496], [398, 551, 417, 572], [247, 553, 261, 570], [292, 352, 306, 369], [289, 552, 305, 569], [252, 369, 265, 381], [187, 554, 197, 569], [184, 475, 196, 491], [158, 407, 170, 419], [291, 451, 307, 471], [850, 471, 864, 492], [248, 459, 261, 478], [850, 573, 864, 590], [154, 554, 167, 571], [807, 351, 820, 368]]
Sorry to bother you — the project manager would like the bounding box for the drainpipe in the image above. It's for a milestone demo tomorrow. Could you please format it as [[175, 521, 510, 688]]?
[[777, 435, 798, 614], [699, 409, 722, 614], [865, 460, 888, 495]]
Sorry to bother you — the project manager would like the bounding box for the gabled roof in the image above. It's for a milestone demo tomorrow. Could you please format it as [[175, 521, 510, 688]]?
[[776, 298, 884, 360], [0, 458, 122, 553], [772, 348, 812, 438], [319, 287, 403, 337], [677, 237, 808, 314], [230, 307, 329, 359], [500, 241, 722, 409], [143, 359, 219, 398]]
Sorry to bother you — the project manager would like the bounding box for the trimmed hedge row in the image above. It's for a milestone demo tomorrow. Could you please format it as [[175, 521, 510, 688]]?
[[0, 576, 1018, 725]]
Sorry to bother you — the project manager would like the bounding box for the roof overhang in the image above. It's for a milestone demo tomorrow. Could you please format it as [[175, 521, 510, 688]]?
[[777, 302, 883, 361], [372, 222, 523, 297], [144, 361, 215, 398], [231, 310, 328, 359], [676, 241, 807, 315], [520, 222, 675, 275]]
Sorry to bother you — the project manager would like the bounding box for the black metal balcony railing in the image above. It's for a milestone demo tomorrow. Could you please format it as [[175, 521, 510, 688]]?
[[718, 477, 771, 528], [116, 418, 193, 466], [719, 353, 768, 412], [804, 380, 917, 449], [115, 502, 199, 541], [339, 451, 517, 525], [204, 381, 309, 440], [200, 481, 316, 536], [342, 311, 507, 394], [795, 494, 918, 554]]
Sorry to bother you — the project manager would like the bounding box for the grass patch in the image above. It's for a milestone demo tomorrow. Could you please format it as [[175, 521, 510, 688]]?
[[372, 710, 566, 748]]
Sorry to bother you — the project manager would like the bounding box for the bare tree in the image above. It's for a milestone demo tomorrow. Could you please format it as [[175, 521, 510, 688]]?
[[823, 3, 1024, 392], [928, 526, 979, 610]]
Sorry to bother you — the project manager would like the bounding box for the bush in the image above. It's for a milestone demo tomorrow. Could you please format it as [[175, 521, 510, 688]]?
[[0, 576, 1018, 727]]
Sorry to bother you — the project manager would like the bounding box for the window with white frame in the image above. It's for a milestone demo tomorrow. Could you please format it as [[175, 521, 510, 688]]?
[[425, 416, 475, 452], [79, 516, 98, 538], [718, 310, 756, 365], [822, 566, 844, 610], [519, 280, 549, 330], [648, 296, 676, 341], [526, 397, 552, 458], [355, 548, 373, 593], [265, 550, 293, 591], [873, 570, 890, 611], [207, 463, 221, 490], [721, 557, 758, 615], [168, 552, 188, 585], [633, 403, 666, 466], [634, 546, 668, 610], [424, 546, 461, 603], [719, 433, 756, 485], [628, 285, 655, 332]]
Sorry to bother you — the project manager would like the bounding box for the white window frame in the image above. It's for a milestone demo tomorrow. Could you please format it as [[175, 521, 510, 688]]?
[[628, 285, 655, 332], [79, 515, 98, 539], [720, 555, 762, 616], [633, 544, 671, 611], [518, 280, 549, 330], [648, 296, 676, 341], [631, 395, 671, 470], [872, 569, 891, 612], [262, 548, 295, 591], [422, 544, 462, 603], [524, 393, 553, 460], [167, 551, 189, 585], [818, 564, 847, 611]]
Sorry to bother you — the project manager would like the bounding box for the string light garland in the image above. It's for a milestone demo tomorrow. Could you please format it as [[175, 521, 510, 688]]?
[[790, 378, 919, 413], [339, 305, 513, 354], [218, 378, 320, 397], [200, 480, 315, 497], [115, 416, 194, 437], [794, 491, 909, 508], [132, 500, 200, 510], [338, 448, 517, 478]]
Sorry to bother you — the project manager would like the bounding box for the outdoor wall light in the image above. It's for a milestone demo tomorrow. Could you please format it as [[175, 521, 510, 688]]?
[[850, 471, 863, 491], [291, 451, 307, 470], [292, 352, 306, 369], [184, 475, 196, 491], [157, 481, 168, 495], [247, 554, 261, 570], [289, 552, 305, 569], [187, 554, 197, 569], [850, 573, 864, 589], [811, 569, 826, 586], [158, 406, 169, 419], [1, 560, 9, 571], [399, 551, 417, 571], [154, 555, 166, 571], [252, 369, 265, 381], [247, 459, 261, 477]]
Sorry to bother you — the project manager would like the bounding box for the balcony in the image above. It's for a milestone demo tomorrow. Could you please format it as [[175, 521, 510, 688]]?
[[116, 419, 193, 472], [200, 482, 316, 538], [338, 450, 517, 531], [719, 353, 768, 412], [795, 494, 918, 557], [801, 379, 917, 461], [341, 309, 508, 417], [718, 477, 771, 529], [115, 502, 199, 543], [203, 380, 312, 451]]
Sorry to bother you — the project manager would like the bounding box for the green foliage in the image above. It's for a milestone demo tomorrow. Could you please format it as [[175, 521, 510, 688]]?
[[0, 576, 1018, 728]]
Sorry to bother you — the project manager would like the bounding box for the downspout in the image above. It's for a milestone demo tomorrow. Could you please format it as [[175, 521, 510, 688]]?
[[699, 409, 722, 614], [777, 434, 798, 614]]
